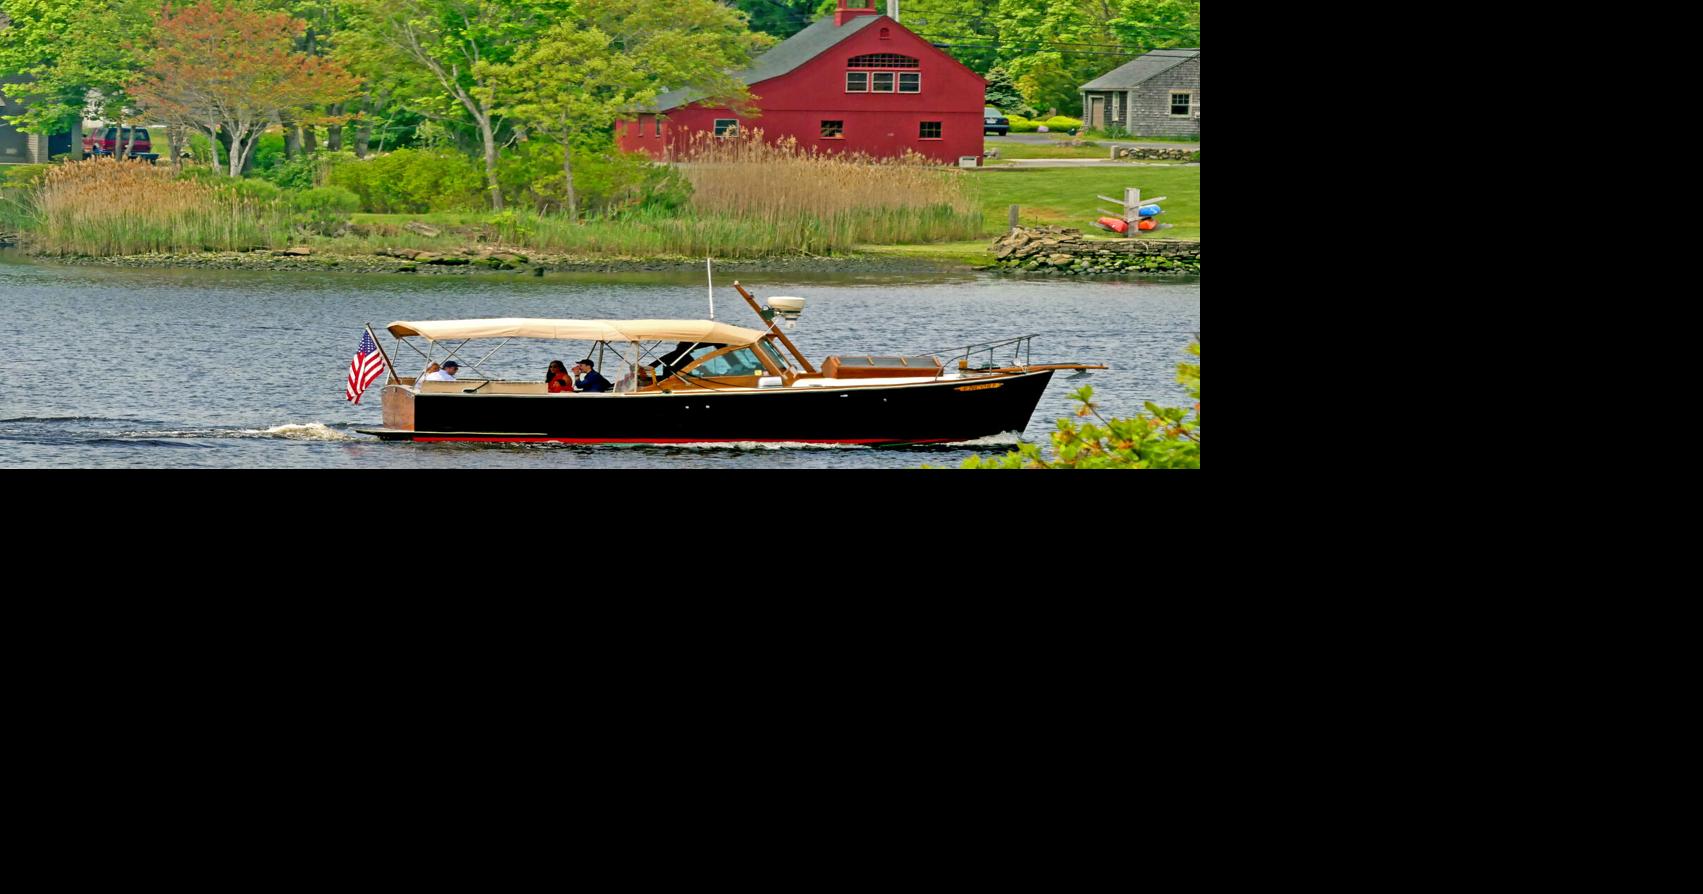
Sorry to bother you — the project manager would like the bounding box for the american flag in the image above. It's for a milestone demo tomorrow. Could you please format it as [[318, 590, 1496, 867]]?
[[345, 330, 386, 404]]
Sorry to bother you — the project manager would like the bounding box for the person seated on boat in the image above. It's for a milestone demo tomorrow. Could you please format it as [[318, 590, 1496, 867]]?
[[574, 359, 612, 393], [546, 360, 573, 393], [422, 360, 459, 382]]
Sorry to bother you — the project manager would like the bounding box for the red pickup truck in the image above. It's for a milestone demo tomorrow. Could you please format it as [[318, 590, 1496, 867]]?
[[83, 127, 159, 162]]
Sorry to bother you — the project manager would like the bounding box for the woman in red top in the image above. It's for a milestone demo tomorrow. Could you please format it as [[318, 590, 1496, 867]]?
[[546, 360, 574, 393]]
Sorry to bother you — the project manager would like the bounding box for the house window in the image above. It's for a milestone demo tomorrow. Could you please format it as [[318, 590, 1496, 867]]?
[[714, 118, 739, 137], [898, 72, 920, 93], [919, 121, 941, 139], [821, 120, 844, 139], [847, 54, 919, 68], [846, 72, 868, 92], [872, 72, 894, 92], [1170, 92, 1192, 116]]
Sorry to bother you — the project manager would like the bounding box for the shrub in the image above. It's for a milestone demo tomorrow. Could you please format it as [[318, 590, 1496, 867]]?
[[290, 185, 361, 234], [261, 150, 354, 190], [961, 342, 1200, 469], [328, 148, 484, 213], [1043, 116, 1084, 132], [498, 141, 692, 218], [230, 178, 284, 204], [1097, 124, 1131, 139], [1006, 115, 1039, 133], [1, 164, 51, 189], [250, 132, 286, 171]]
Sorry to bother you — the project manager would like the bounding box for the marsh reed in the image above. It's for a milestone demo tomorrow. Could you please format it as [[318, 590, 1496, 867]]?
[[34, 159, 293, 256]]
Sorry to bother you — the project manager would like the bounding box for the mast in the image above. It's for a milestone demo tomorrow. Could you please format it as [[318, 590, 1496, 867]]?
[[732, 281, 817, 374]]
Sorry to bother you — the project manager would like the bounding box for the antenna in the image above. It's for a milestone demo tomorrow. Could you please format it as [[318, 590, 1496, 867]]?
[[706, 257, 715, 320]]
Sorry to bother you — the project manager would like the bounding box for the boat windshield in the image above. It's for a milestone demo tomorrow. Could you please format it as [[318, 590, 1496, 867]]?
[[757, 339, 790, 371], [686, 347, 766, 378]]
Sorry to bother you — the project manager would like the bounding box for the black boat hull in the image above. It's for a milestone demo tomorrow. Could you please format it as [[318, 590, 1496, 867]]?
[[364, 370, 1057, 445]]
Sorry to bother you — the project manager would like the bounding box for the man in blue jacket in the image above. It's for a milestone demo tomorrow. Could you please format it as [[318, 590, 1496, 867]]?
[[574, 359, 613, 392]]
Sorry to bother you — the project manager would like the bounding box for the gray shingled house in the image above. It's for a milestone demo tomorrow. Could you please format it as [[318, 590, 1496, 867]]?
[[1078, 48, 1199, 137]]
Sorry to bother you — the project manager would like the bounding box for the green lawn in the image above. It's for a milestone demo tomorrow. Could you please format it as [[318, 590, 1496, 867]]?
[[965, 166, 1199, 241]]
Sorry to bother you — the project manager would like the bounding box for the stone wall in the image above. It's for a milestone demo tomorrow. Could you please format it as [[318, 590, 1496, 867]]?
[[990, 226, 1199, 275], [1112, 146, 1198, 160]]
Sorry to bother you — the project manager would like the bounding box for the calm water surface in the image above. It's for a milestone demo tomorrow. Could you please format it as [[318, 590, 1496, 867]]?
[[0, 254, 1198, 468]]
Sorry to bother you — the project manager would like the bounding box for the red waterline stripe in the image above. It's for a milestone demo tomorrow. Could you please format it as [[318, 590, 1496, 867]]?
[[412, 436, 959, 445]]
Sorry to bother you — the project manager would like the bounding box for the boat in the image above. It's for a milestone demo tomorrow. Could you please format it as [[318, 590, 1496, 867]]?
[[355, 282, 1104, 445]]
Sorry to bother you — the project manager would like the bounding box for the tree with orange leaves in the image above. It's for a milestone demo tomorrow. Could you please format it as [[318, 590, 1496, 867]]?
[[130, 1, 360, 177]]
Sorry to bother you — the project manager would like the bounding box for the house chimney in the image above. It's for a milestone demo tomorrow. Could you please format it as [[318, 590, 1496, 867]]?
[[835, 0, 880, 27]]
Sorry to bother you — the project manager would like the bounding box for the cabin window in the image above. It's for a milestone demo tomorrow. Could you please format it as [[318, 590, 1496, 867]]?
[[898, 72, 920, 93], [821, 120, 844, 139], [846, 72, 868, 92], [919, 121, 942, 139], [714, 119, 739, 137], [871, 72, 894, 93], [1170, 92, 1192, 116], [687, 348, 766, 379]]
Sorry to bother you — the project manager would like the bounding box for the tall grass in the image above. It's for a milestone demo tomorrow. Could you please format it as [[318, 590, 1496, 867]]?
[[33, 159, 294, 256], [671, 130, 982, 250], [481, 205, 977, 259]]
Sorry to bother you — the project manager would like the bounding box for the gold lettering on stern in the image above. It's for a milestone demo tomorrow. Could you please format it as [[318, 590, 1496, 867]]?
[[954, 383, 1005, 392]]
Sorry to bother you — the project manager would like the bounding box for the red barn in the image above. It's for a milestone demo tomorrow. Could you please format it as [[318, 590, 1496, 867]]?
[[617, 0, 985, 165]]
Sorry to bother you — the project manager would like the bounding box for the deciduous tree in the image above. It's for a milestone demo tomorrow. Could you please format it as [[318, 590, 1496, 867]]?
[[129, 1, 361, 177]]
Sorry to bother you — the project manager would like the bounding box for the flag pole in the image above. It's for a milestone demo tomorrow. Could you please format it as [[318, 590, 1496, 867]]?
[[365, 323, 398, 383], [707, 257, 715, 320]]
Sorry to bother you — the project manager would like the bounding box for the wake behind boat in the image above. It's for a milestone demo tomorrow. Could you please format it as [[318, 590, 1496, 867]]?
[[353, 282, 1104, 446]]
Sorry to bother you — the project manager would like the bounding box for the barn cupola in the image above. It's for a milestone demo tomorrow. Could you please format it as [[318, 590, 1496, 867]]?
[[835, 0, 881, 27]]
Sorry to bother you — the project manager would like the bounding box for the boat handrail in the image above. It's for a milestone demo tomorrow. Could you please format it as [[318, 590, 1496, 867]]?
[[938, 334, 1038, 372]]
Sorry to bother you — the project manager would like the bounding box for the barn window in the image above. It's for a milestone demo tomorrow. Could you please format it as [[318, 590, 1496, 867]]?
[[655, 116, 663, 137], [821, 120, 844, 139], [846, 72, 868, 92], [847, 54, 918, 68], [919, 121, 942, 139], [871, 72, 894, 92], [898, 72, 920, 93], [1170, 92, 1192, 116], [714, 119, 739, 137], [880, 27, 890, 40]]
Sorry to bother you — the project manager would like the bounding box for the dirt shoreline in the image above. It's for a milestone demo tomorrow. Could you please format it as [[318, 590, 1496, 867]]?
[[18, 247, 986, 275]]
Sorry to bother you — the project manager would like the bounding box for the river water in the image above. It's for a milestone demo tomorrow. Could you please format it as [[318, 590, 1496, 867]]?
[[0, 254, 1199, 468]]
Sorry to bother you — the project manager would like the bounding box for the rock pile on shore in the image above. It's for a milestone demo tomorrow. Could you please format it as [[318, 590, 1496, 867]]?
[[989, 226, 1200, 275]]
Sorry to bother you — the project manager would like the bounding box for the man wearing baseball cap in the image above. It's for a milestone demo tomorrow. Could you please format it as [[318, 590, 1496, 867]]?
[[422, 360, 460, 382]]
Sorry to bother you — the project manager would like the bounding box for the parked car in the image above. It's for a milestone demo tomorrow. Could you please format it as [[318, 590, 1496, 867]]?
[[83, 127, 159, 162], [984, 108, 1009, 136]]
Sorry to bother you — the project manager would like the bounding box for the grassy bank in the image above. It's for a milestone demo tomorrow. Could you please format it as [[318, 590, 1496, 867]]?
[[965, 167, 1200, 241]]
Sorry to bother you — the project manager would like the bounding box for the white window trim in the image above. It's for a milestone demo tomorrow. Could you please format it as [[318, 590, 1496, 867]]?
[[871, 72, 895, 93], [1168, 91, 1195, 118], [846, 72, 869, 93], [898, 72, 921, 93], [714, 118, 739, 137]]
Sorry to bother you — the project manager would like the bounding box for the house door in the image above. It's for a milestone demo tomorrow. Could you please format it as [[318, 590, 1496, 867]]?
[[1089, 96, 1106, 128]]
